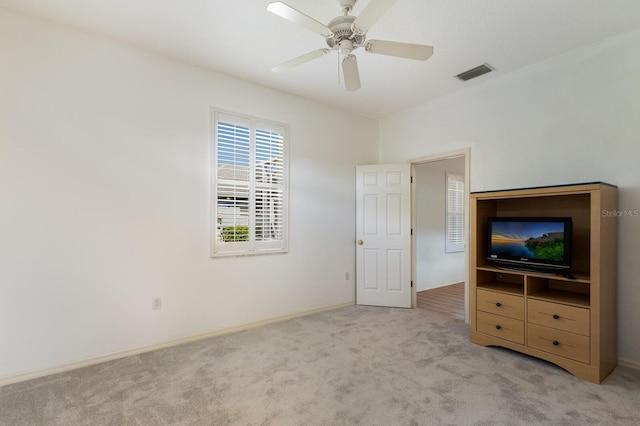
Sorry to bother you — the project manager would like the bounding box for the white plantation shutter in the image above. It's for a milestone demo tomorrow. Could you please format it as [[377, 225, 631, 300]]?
[[254, 126, 285, 248], [446, 173, 465, 253], [212, 111, 288, 256]]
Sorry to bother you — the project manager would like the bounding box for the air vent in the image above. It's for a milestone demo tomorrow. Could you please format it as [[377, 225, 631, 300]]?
[[455, 63, 494, 81]]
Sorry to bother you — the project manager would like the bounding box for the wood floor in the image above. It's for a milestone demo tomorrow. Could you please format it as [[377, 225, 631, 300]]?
[[417, 282, 465, 320]]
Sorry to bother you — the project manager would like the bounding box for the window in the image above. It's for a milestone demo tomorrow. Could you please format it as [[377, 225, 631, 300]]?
[[211, 110, 288, 256], [445, 172, 465, 253]]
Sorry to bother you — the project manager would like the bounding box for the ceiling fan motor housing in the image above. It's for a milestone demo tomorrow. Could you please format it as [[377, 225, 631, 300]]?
[[325, 16, 365, 50]]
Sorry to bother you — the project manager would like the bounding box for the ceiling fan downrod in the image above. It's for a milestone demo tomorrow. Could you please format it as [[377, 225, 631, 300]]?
[[337, 0, 357, 15]]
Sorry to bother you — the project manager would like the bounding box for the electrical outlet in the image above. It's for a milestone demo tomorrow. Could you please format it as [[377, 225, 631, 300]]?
[[345, 272, 350, 281], [152, 297, 162, 310]]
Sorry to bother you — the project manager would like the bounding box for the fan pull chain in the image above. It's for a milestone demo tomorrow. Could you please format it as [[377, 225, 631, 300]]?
[[337, 53, 341, 85]]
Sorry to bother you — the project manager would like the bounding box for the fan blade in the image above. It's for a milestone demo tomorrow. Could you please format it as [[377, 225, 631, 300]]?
[[272, 49, 330, 73], [365, 40, 434, 60], [351, 0, 398, 34], [267, 2, 334, 37], [342, 54, 361, 91]]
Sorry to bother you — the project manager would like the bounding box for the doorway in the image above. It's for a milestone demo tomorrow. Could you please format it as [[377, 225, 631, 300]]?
[[411, 149, 470, 322], [416, 282, 465, 320]]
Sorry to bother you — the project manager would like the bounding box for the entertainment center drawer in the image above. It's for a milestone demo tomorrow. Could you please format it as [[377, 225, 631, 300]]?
[[477, 289, 524, 320], [477, 311, 524, 345], [527, 323, 590, 364], [527, 299, 590, 336]]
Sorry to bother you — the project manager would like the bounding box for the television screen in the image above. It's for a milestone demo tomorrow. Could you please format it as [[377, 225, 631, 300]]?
[[487, 217, 572, 270]]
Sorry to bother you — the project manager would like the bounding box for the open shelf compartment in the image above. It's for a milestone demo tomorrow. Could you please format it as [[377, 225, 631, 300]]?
[[527, 276, 590, 307], [476, 269, 524, 295]]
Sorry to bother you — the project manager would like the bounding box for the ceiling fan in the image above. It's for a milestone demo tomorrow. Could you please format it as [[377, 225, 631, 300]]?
[[267, 0, 434, 91]]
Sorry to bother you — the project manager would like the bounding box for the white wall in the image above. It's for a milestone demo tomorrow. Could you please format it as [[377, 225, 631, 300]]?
[[380, 29, 640, 366], [415, 157, 465, 291], [0, 9, 378, 380]]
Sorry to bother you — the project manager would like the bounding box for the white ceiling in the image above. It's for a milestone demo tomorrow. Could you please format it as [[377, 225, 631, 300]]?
[[3, 0, 640, 119]]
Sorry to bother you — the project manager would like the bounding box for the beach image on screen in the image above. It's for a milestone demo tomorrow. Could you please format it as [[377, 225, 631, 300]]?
[[491, 221, 565, 261]]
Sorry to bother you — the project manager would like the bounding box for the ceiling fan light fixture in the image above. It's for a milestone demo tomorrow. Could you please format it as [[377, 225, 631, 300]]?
[[338, 39, 354, 55]]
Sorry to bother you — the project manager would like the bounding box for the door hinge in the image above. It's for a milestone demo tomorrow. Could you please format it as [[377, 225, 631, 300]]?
[[411, 281, 414, 288], [411, 176, 414, 183], [411, 228, 413, 235]]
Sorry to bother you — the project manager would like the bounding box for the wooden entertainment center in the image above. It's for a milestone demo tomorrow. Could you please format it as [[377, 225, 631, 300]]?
[[469, 182, 618, 383]]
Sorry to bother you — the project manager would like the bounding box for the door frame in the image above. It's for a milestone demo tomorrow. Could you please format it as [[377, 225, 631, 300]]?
[[409, 148, 471, 323]]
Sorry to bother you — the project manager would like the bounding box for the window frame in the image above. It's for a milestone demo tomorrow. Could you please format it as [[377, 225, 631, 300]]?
[[210, 109, 289, 257], [445, 172, 465, 253]]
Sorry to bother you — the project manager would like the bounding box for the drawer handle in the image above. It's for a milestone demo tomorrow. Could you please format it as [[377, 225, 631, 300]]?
[[552, 340, 559, 346], [553, 314, 560, 320], [495, 302, 502, 307], [495, 325, 502, 330]]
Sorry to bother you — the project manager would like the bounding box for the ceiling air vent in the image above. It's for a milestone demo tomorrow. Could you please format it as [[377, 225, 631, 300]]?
[[455, 63, 494, 81]]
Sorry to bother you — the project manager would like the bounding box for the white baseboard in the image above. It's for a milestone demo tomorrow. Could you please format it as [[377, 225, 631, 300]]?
[[0, 302, 354, 387], [618, 358, 640, 371]]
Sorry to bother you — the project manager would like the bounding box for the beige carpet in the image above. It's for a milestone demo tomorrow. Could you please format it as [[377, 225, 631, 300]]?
[[1, 305, 639, 425]]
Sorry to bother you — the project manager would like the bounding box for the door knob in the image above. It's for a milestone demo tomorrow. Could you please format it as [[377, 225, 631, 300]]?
[[357, 240, 364, 245]]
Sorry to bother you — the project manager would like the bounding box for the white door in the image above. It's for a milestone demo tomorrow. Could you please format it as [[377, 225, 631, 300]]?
[[356, 164, 412, 308]]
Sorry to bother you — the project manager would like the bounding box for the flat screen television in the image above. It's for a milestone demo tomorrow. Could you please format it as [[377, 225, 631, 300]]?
[[487, 217, 572, 272]]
